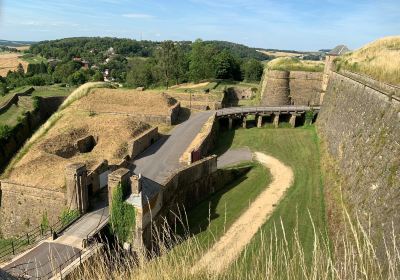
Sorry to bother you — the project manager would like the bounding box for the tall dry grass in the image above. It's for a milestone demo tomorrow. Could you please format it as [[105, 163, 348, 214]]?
[[335, 36, 400, 85], [71, 208, 399, 280]]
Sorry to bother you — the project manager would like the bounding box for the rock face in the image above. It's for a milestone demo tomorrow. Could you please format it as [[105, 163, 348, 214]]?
[[260, 69, 322, 106], [318, 70, 400, 256]]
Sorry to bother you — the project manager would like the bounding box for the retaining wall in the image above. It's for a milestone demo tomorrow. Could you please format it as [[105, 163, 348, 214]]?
[[317, 70, 400, 257], [129, 127, 159, 159], [0, 181, 66, 237], [180, 114, 218, 164]]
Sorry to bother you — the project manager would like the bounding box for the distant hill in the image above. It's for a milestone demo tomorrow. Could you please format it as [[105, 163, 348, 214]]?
[[0, 39, 35, 47], [204, 40, 271, 61], [28, 37, 271, 63]]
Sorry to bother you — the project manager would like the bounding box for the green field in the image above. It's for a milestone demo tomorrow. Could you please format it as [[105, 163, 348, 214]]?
[[20, 54, 47, 64], [221, 127, 326, 272], [0, 85, 72, 127], [0, 102, 32, 127], [32, 85, 74, 97]]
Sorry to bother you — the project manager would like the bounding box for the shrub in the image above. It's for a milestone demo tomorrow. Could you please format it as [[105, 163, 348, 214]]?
[[60, 209, 80, 227], [0, 125, 12, 140]]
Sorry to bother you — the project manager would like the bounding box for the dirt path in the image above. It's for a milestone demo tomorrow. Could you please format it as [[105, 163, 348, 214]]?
[[192, 152, 294, 274]]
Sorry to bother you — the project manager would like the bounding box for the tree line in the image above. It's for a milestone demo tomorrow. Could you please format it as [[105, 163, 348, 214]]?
[[127, 39, 265, 89], [0, 37, 268, 95]]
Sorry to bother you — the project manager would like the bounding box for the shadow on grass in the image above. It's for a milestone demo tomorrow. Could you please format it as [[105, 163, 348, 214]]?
[[177, 164, 253, 238]]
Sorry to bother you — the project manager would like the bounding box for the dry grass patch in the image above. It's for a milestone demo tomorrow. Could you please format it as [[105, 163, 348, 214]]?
[[76, 88, 177, 115], [7, 110, 150, 190], [0, 52, 28, 77], [257, 50, 304, 58], [3, 83, 163, 190], [335, 36, 400, 85], [11, 46, 30, 51]]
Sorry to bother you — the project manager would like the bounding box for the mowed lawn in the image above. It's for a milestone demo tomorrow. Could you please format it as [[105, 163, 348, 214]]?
[[217, 126, 327, 269], [0, 104, 28, 126], [185, 126, 326, 270]]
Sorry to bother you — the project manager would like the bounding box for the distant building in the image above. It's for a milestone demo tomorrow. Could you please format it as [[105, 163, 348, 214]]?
[[106, 47, 115, 56], [82, 60, 90, 70]]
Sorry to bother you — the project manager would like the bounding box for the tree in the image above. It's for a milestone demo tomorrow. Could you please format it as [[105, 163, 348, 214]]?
[[189, 40, 218, 82], [53, 61, 81, 83], [243, 59, 264, 82], [68, 70, 87, 85], [16, 63, 25, 76], [213, 49, 242, 80], [172, 45, 188, 84], [126, 58, 155, 88], [156, 41, 179, 89], [92, 71, 104, 82], [0, 82, 8, 96]]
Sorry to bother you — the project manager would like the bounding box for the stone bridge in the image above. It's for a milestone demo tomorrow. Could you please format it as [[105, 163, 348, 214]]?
[[216, 106, 320, 128]]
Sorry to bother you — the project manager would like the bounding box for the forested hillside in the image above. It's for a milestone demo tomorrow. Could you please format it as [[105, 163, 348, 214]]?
[[0, 37, 268, 94]]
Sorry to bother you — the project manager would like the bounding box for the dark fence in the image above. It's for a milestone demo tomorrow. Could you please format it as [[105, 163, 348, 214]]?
[[0, 213, 81, 263]]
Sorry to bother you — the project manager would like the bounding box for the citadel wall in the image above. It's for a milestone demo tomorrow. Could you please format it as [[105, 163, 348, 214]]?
[[317, 70, 400, 256]]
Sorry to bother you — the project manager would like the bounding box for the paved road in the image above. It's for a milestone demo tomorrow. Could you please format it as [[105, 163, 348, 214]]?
[[217, 147, 253, 168], [133, 111, 214, 184], [56, 206, 109, 249], [2, 242, 80, 279]]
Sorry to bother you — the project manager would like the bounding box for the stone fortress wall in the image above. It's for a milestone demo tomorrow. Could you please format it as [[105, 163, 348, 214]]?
[[317, 69, 400, 257], [0, 181, 66, 237], [260, 69, 323, 106]]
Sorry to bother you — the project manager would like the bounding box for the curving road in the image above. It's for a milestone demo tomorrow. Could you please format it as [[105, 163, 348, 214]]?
[[133, 111, 214, 184]]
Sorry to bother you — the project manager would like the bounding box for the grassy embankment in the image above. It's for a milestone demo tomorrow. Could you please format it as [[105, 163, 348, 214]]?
[[335, 36, 400, 85], [268, 57, 324, 72]]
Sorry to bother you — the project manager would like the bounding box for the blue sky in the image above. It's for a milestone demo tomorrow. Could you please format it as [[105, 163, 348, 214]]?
[[0, 0, 399, 51]]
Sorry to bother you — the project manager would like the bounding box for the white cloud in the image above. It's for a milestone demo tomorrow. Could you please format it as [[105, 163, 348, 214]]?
[[122, 13, 154, 19]]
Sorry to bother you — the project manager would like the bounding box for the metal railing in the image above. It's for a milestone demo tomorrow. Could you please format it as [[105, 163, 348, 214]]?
[[216, 105, 319, 117], [0, 213, 81, 263]]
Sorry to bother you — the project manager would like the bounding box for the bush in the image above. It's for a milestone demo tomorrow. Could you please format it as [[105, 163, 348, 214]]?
[[60, 209, 80, 227], [0, 125, 12, 140]]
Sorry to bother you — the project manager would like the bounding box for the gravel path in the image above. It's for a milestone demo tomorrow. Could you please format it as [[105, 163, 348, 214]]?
[[193, 152, 294, 274]]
